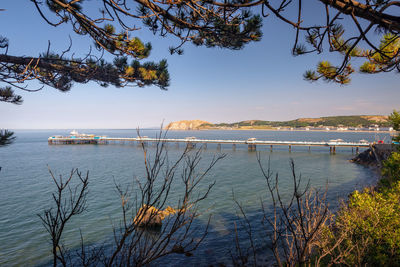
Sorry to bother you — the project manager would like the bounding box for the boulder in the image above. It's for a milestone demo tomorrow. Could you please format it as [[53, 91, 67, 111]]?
[[351, 144, 394, 166], [133, 205, 178, 228], [133, 205, 163, 228]]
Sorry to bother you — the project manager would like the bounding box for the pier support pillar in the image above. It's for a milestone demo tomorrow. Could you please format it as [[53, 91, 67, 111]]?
[[289, 145, 292, 153], [308, 146, 311, 152], [186, 142, 195, 149], [248, 144, 256, 151], [203, 143, 207, 150], [333, 146, 336, 154], [356, 147, 359, 154], [232, 144, 236, 151], [270, 145, 273, 152], [330, 147, 332, 154], [217, 144, 221, 151]]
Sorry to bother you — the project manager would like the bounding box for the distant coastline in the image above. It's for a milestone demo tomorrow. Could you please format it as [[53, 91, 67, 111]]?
[[167, 127, 394, 134], [177, 128, 395, 133], [165, 116, 395, 134]]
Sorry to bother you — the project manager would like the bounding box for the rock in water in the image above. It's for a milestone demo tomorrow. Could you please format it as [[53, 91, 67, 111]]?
[[134, 205, 163, 228], [351, 144, 394, 166], [133, 205, 178, 228]]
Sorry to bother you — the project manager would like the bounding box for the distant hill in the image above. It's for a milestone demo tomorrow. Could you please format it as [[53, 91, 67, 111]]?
[[213, 115, 390, 128], [211, 115, 390, 129], [166, 116, 391, 130]]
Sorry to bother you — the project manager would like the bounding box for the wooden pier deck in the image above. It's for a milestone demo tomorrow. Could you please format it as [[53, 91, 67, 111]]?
[[48, 136, 371, 153]]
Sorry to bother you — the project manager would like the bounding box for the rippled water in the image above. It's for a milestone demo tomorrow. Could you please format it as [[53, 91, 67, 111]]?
[[0, 129, 388, 266]]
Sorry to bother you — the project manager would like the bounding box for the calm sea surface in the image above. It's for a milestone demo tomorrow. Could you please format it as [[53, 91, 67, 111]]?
[[0, 129, 390, 266]]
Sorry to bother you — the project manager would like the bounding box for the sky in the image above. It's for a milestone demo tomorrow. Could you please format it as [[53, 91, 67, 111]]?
[[0, 1, 399, 129]]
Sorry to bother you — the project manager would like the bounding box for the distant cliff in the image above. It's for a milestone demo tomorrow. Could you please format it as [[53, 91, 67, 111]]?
[[165, 120, 212, 130]]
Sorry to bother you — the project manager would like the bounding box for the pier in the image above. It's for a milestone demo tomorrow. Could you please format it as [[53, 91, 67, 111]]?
[[48, 136, 371, 154]]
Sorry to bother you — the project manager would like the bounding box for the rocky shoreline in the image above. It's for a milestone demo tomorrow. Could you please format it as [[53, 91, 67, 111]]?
[[351, 144, 396, 167]]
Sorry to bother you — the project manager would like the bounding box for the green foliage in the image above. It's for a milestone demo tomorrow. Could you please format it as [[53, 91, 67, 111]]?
[[303, 70, 318, 81], [304, 61, 354, 84], [212, 116, 390, 129], [360, 61, 376, 73], [389, 110, 400, 142], [292, 44, 307, 56], [331, 35, 363, 57], [389, 110, 400, 131], [380, 152, 400, 187], [0, 86, 22, 104], [304, 27, 399, 83], [317, 61, 337, 79], [319, 115, 387, 127], [0, 1, 174, 104], [104, 24, 115, 35], [32, 52, 170, 91], [195, 15, 263, 49], [360, 34, 400, 74], [0, 129, 15, 146], [331, 182, 400, 266], [2, 1, 398, 104], [199, 123, 214, 128], [320, 145, 400, 266], [139, 1, 263, 51], [380, 109, 400, 186]]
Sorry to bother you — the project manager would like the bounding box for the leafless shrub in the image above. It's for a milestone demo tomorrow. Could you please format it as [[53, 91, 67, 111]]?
[[232, 155, 337, 267], [38, 168, 90, 267], [39, 131, 225, 266]]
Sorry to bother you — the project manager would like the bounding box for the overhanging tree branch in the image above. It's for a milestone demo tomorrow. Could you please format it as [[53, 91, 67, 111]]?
[[1, 0, 399, 104]]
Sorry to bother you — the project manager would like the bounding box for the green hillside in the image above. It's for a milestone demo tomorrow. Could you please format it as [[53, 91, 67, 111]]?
[[205, 115, 391, 128]]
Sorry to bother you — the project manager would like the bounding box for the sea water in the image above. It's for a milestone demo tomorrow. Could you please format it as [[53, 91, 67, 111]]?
[[0, 129, 389, 266]]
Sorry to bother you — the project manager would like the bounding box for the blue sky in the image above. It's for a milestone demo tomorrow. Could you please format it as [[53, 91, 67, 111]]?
[[1, 1, 399, 129]]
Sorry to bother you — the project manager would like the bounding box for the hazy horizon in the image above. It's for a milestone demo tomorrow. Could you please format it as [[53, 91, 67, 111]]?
[[6, 113, 392, 130]]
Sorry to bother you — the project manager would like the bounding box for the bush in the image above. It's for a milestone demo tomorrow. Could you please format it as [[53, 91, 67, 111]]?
[[329, 181, 400, 266], [316, 149, 400, 266], [380, 152, 400, 187]]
